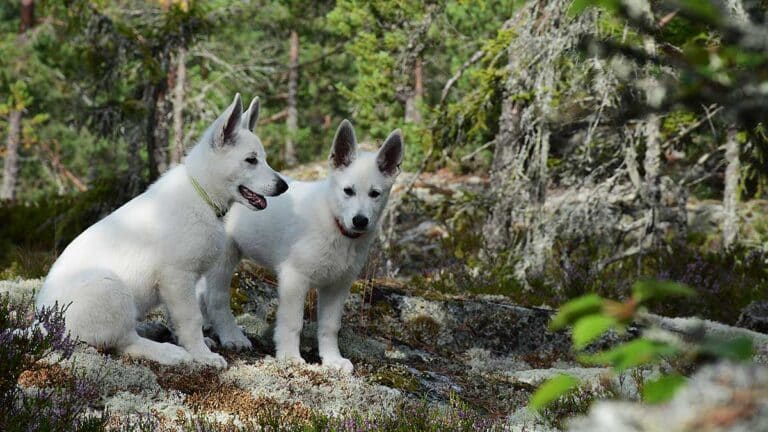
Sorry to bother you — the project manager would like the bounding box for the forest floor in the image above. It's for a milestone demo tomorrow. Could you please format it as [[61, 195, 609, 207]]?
[[2, 163, 768, 430]]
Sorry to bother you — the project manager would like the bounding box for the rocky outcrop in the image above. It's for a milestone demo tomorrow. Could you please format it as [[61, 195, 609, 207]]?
[[4, 270, 768, 430]]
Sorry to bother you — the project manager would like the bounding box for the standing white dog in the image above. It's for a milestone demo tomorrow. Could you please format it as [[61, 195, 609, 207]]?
[[36, 94, 287, 367], [200, 120, 403, 372]]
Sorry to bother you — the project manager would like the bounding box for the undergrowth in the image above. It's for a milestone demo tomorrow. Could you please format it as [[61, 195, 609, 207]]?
[[108, 395, 498, 431], [0, 294, 104, 431], [0, 175, 135, 278], [413, 239, 768, 324]]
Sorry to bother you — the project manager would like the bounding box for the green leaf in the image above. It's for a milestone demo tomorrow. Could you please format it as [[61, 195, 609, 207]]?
[[579, 339, 679, 371], [699, 337, 753, 361], [632, 280, 694, 303], [529, 374, 581, 412], [549, 294, 605, 331], [642, 374, 687, 404], [573, 315, 617, 350]]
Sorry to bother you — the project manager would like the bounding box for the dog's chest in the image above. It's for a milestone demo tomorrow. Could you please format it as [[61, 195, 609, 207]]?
[[292, 234, 367, 286], [174, 219, 226, 273]]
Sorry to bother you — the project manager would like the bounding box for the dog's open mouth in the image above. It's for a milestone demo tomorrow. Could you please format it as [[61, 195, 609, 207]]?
[[238, 185, 267, 210]]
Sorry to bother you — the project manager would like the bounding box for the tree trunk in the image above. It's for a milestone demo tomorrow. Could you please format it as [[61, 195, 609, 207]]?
[[404, 59, 423, 124], [643, 113, 662, 248], [285, 30, 299, 166], [1, 0, 35, 201], [1, 110, 22, 201], [145, 75, 171, 183], [154, 86, 170, 176], [171, 45, 187, 165], [146, 86, 165, 181], [126, 121, 144, 196], [641, 33, 663, 249], [483, 93, 523, 253], [723, 127, 740, 249], [20, 0, 34, 33], [719, 1, 748, 250]]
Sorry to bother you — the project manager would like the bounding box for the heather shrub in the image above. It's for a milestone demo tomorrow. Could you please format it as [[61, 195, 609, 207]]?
[[0, 294, 104, 431]]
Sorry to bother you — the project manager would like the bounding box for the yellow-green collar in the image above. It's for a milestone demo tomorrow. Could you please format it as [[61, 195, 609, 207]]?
[[189, 176, 227, 218]]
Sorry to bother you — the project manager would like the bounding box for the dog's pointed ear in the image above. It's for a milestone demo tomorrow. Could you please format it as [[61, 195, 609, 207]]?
[[241, 96, 260, 132], [212, 93, 243, 148], [377, 129, 403, 177], [329, 119, 357, 170]]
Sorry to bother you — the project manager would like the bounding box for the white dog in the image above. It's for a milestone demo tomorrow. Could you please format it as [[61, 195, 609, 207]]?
[[35, 94, 287, 367], [200, 120, 403, 372]]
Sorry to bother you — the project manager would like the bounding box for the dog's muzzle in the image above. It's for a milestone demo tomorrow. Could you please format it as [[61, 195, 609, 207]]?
[[335, 218, 363, 239]]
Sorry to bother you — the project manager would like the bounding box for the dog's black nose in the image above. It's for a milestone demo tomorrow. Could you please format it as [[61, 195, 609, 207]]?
[[352, 215, 369, 230], [272, 176, 289, 196]]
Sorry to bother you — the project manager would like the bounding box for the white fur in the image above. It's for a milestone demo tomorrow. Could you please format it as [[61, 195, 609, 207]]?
[[36, 94, 286, 368], [201, 120, 403, 373]]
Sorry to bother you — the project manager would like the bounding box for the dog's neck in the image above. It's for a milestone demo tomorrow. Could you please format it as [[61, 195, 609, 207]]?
[[184, 144, 231, 214]]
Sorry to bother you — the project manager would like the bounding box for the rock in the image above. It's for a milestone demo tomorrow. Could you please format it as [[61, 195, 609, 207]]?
[[687, 200, 725, 234], [639, 313, 768, 354], [396, 220, 448, 245], [737, 301, 768, 334], [505, 407, 560, 432], [464, 348, 532, 374], [505, 367, 647, 400], [222, 357, 402, 417], [568, 362, 768, 432]]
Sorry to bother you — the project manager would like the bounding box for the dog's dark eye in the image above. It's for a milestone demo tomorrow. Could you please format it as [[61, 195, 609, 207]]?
[[343, 187, 355, 196], [369, 190, 381, 198], [245, 156, 258, 165]]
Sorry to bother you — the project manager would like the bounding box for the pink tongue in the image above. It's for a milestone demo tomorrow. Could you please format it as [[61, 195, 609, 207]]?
[[240, 186, 265, 208]]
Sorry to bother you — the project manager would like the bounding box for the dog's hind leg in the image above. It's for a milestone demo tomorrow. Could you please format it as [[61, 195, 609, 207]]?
[[43, 271, 192, 366], [45, 271, 138, 350], [274, 265, 310, 363], [121, 331, 192, 365], [200, 244, 251, 351]]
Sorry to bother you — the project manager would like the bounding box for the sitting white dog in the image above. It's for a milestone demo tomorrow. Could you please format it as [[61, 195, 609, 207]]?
[[200, 120, 403, 372], [36, 94, 287, 367]]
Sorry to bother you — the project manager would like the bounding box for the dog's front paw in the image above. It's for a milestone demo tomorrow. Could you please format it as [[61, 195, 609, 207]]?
[[158, 343, 193, 365], [322, 356, 354, 373], [192, 351, 227, 369], [219, 329, 253, 352], [276, 350, 306, 365]]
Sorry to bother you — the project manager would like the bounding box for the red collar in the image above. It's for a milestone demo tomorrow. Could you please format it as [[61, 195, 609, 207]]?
[[335, 218, 363, 239]]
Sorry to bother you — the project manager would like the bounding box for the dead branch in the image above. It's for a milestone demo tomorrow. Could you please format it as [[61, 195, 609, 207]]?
[[662, 105, 723, 149], [440, 49, 484, 105], [258, 109, 289, 125], [460, 139, 496, 162]]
